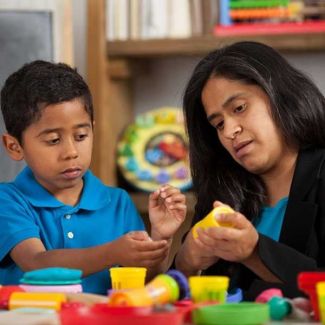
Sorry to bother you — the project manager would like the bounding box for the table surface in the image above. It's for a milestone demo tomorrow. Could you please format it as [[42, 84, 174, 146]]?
[[0, 312, 322, 325]]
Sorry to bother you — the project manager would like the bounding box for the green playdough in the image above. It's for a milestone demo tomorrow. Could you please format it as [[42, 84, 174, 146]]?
[[20, 267, 82, 285], [192, 302, 270, 325]]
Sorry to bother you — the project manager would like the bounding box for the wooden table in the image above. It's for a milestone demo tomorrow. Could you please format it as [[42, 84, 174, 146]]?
[[0, 311, 322, 325]]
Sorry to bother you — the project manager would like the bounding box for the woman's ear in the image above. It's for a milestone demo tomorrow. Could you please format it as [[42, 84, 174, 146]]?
[[2, 133, 24, 161]]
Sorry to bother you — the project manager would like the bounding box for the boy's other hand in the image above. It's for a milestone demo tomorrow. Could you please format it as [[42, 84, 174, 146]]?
[[148, 184, 186, 241], [109, 231, 168, 268]]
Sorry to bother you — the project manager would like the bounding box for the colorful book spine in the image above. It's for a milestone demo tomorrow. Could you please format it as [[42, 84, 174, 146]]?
[[214, 20, 325, 36]]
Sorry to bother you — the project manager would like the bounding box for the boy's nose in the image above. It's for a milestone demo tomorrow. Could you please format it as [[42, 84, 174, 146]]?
[[62, 140, 78, 159]]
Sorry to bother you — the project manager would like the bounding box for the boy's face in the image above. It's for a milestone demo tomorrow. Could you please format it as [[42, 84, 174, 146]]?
[[19, 98, 93, 197]]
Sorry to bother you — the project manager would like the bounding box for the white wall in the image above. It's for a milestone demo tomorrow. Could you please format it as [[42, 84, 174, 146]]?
[[133, 54, 325, 115]]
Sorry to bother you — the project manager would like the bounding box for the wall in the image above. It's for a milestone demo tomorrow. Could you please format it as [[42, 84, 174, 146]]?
[[133, 54, 325, 115]]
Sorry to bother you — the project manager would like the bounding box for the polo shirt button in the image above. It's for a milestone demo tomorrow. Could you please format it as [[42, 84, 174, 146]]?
[[65, 214, 71, 220], [67, 232, 74, 239]]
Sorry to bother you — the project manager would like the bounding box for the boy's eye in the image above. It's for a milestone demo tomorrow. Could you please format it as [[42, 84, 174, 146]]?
[[46, 138, 60, 145], [75, 133, 88, 141]]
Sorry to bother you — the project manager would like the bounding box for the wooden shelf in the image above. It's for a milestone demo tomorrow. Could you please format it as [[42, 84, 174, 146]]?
[[107, 33, 325, 58]]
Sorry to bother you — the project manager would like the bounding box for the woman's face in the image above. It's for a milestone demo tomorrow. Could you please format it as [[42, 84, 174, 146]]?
[[201, 76, 295, 177]]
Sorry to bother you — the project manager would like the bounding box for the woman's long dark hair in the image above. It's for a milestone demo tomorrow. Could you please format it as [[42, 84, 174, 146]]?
[[183, 41, 325, 223]]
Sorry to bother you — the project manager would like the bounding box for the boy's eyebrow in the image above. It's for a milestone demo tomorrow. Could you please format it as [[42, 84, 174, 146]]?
[[207, 93, 244, 122], [37, 123, 92, 137]]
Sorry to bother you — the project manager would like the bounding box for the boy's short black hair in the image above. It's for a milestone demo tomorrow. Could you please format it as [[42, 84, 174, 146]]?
[[0, 60, 93, 144]]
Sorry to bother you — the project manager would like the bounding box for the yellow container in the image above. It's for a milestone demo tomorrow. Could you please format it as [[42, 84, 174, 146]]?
[[9, 292, 66, 311], [109, 273, 179, 307], [110, 267, 147, 290], [192, 206, 234, 239], [317, 282, 325, 324], [189, 276, 229, 303]]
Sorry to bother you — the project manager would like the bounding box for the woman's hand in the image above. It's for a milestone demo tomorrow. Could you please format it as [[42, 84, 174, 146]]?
[[148, 184, 186, 241], [175, 229, 220, 276], [197, 201, 259, 262]]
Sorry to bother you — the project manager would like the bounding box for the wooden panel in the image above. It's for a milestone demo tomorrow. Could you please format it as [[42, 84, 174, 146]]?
[[87, 0, 134, 186], [107, 34, 325, 58]]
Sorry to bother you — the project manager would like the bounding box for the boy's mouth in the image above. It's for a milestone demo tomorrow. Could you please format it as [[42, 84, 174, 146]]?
[[62, 167, 82, 179]]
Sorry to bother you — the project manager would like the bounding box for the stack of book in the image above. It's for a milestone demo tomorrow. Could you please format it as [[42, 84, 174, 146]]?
[[105, 0, 325, 41], [215, 0, 325, 36], [105, 0, 220, 41]]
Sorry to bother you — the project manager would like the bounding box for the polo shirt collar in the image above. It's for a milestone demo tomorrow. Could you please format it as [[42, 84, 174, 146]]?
[[14, 167, 110, 210]]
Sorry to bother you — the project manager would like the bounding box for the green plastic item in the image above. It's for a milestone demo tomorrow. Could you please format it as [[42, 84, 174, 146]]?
[[20, 267, 82, 285], [157, 274, 180, 303], [192, 302, 270, 325], [230, 0, 289, 9], [268, 296, 291, 320]]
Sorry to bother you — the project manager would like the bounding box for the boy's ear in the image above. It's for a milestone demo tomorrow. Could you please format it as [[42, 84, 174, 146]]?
[[2, 133, 24, 161]]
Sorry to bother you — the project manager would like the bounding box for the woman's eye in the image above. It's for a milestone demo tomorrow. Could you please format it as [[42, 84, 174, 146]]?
[[215, 121, 224, 130], [234, 103, 247, 113]]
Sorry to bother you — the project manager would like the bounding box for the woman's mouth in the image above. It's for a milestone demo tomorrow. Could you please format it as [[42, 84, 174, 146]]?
[[234, 140, 253, 159]]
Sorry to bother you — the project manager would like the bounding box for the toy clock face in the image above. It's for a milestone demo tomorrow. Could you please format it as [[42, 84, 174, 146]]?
[[116, 107, 192, 192]]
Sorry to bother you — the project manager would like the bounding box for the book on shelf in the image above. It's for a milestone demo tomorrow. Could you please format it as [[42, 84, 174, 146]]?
[[106, 0, 218, 41], [214, 20, 325, 36]]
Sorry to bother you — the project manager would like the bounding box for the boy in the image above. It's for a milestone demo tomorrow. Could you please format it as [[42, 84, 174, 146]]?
[[0, 61, 186, 294]]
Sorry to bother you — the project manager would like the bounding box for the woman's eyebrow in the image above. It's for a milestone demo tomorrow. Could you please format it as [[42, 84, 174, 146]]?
[[207, 93, 244, 122]]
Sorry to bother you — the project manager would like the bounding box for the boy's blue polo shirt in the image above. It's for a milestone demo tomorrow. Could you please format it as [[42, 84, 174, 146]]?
[[0, 167, 145, 294]]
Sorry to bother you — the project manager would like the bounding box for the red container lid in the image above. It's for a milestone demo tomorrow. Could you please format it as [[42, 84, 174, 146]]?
[[298, 272, 325, 289], [297, 272, 325, 321], [0, 285, 25, 310], [60, 303, 184, 325]]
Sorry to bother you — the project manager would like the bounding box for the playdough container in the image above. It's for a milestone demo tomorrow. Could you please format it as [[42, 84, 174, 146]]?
[[298, 272, 325, 321], [60, 303, 185, 325], [20, 284, 82, 293], [192, 302, 270, 325], [189, 276, 229, 303], [192, 206, 234, 238], [317, 282, 325, 324], [110, 267, 147, 290], [0, 285, 25, 309], [109, 274, 179, 307]]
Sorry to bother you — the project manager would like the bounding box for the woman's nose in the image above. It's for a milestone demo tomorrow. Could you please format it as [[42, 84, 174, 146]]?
[[224, 122, 243, 140]]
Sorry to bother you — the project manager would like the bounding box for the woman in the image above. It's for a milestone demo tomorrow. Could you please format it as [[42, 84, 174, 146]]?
[[175, 41, 325, 299]]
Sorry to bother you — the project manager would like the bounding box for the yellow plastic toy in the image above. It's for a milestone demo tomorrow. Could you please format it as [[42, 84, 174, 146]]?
[[192, 205, 234, 239], [110, 267, 147, 290], [189, 276, 229, 303], [109, 274, 179, 307], [9, 292, 66, 311]]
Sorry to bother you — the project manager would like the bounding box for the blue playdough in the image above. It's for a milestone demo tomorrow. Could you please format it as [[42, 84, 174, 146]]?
[[227, 288, 243, 303], [20, 267, 82, 285], [166, 269, 190, 299]]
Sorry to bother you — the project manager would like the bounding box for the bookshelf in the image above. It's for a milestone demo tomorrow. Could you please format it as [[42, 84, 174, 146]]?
[[87, 0, 325, 216]]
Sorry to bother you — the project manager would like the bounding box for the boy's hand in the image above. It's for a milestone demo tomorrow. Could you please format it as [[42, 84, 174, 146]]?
[[148, 184, 186, 240], [109, 231, 169, 267]]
